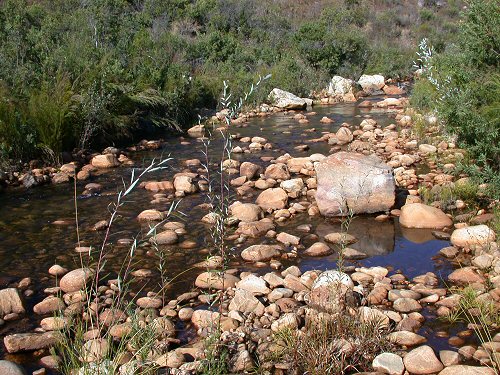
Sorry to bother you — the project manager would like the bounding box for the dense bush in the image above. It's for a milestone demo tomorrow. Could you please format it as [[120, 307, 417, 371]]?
[[411, 0, 499, 196], [0, 0, 463, 166]]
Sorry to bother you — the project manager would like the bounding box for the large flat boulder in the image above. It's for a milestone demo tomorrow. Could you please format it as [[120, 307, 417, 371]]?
[[399, 203, 453, 229], [268, 88, 306, 109], [315, 152, 395, 216]]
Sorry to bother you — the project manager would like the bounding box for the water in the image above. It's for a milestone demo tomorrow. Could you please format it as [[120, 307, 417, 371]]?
[[0, 99, 469, 370]]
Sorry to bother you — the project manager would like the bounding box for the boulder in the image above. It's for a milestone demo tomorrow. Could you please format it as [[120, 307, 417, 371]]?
[[149, 230, 178, 245], [358, 74, 385, 94], [230, 203, 263, 222], [438, 365, 496, 375], [59, 268, 93, 293], [0, 360, 26, 375], [403, 345, 443, 374], [307, 270, 354, 312], [327, 76, 356, 97], [187, 124, 205, 138], [194, 272, 239, 290], [400, 203, 452, 229], [241, 245, 281, 262], [174, 175, 197, 194], [264, 163, 290, 180], [229, 289, 265, 316], [304, 242, 332, 257], [336, 127, 353, 145], [268, 88, 307, 109], [372, 352, 404, 375], [256, 188, 288, 211], [91, 154, 119, 169], [0, 288, 25, 318], [4, 332, 60, 353], [240, 162, 261, 179], [315, 152, 395, 216], [450, 225, 496, 248]]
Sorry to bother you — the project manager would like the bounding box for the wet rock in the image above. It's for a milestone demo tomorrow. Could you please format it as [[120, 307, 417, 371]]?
[[59, 268, 93, 293], [174, 175, 197, 194], [280, 178, 304, 197], [236, 219, 275, 237], [393, 298, 422, 313], [438, 365, 496, 375], [149, 230, 178, 245], [268, 88, 307, 109], [137, 209, 163, 221], [304, 242, 332, 257], [0, 360, 26, 375], [439, 246, 459, 258], [187, 124, 205, 137], [400, 203, 452, 229], [191, 310, 220, 329], [336, 127, 353, 145], [439, 350, 460, 366], [264, 163, 290, 181], [137, 297, 162, 309], [40, 317, 68, 331], [448, 267, 485, 285], [241, 244, 281, 262], [4, 332, 61, 353], [403, 345, 443, 374], [230, 202, 263, 222], [256, 188, 288, 211], [195, 272, 239, 290], [388, 331, 427, 346], [239, 162, 261, 179], [324, 232, 357, 245], [315, 152, 395, 216], [229, 288, 265, 315], [144, 181, 174, 192], [276, 232, 300, 245], [450, 225, 496, 248], [0, 288, 25, 318], [91, 154, 119, 168], [236, 275, 270, 295], [33, 296, 65, 315], [343, 247, 367, 260], [372, 352, 404, 375]]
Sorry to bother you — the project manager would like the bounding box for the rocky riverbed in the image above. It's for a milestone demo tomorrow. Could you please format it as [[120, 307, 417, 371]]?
[[0, 80, 498, 375]]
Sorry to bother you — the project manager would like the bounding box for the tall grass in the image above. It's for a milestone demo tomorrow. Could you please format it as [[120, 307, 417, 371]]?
[[52, 157, 180, 374]]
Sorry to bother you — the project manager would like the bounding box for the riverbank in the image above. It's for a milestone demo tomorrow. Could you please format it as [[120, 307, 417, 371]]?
[[0, 86, 498, 374]]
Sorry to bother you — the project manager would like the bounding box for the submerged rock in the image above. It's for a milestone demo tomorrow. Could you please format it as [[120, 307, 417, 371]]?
[[315, 152, 395, 216]]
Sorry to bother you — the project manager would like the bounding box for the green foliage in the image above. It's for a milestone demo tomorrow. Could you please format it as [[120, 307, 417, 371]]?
[[0, 0, 463, 165], [410, 79, 439, 113], [412, 0, 499, 194]]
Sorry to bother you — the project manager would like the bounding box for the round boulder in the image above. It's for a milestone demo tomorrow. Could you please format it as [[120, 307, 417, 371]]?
[[399, 203, 452, 229]]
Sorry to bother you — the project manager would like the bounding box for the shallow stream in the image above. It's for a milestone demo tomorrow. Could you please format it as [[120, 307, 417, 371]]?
[[0, 99, 474, 371]]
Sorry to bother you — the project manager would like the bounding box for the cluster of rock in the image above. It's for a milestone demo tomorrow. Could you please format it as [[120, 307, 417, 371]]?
[[3, 146, 141, 189], [322, 74, 406, 104]]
